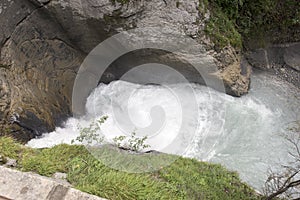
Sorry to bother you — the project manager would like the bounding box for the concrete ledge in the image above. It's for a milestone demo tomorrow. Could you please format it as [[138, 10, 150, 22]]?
[[0, 166, 106, 200]]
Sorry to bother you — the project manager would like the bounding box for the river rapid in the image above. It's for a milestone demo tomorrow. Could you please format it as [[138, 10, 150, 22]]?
[[28, 70, 300, 191]]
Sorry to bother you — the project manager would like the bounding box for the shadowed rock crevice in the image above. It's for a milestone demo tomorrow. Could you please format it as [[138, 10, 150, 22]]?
[[1, 0, 52, 48]]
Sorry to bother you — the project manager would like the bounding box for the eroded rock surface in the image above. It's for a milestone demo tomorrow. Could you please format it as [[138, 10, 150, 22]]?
[[0, 0, 250, 141]]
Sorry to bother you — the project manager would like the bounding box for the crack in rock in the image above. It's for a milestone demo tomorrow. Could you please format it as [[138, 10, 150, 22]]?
[[2, 0, 51, 48]]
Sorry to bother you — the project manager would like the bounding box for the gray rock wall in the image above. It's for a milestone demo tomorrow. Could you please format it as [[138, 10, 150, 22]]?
[[246, 43, 300, 87]]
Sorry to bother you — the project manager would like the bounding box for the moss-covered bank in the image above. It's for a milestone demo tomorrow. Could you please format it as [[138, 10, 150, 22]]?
[[0, 136, 261, 200]]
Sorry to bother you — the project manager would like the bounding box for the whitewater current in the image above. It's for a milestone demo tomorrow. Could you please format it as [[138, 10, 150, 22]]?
[[27, 71, 300, 190]]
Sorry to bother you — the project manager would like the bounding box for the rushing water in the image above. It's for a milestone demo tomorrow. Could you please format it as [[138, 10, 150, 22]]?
[[27, 71, 300, 190]]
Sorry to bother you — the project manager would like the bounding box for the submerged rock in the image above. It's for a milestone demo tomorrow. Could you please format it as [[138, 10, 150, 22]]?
[[0, 0, 250, 141]]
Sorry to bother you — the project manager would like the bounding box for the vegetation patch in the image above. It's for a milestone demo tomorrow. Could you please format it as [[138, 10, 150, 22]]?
[[204, 5, 242, 49], [204, 0, 300, 49], [0, 136, 261, 199]]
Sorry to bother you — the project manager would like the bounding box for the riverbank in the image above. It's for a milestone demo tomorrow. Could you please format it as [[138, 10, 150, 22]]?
[[0, 136, 261, 200]]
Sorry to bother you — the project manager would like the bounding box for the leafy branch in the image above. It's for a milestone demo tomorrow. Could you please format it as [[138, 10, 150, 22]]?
[[71, 116, 108, 145], [72, 116, 151, 152]]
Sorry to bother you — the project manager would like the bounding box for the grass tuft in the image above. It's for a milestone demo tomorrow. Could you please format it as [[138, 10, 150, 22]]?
[[0, 137, 23, 159]]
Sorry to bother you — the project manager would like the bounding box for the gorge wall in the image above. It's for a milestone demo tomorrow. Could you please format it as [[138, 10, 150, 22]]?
[[3, 0, 291, 141], [246, 43, 300, 87]]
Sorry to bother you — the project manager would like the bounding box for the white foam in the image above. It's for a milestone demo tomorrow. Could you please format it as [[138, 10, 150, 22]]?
[[27, 72, 300, 190]]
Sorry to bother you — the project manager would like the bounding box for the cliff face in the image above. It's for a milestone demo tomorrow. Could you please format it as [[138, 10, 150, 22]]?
[[0, 0, 84, 141], [0, 0, 250, 141]]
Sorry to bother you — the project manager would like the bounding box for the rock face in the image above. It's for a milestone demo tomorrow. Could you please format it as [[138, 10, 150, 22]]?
[[246, 43, 300, 87], [0, 0, 250, 141], [0, 0, 83, 141]]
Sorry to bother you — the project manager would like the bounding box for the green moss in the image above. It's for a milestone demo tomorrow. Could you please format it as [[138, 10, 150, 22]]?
[[68, 154, 184, 200], [21, 144, 87, 176], [204, 0, 300, 49], [0, 137, 24, 159], [238, 0, 300, 47], [159, 158, 259, 199], [204, 5, 242, 49], [0, 137, 261, 200]]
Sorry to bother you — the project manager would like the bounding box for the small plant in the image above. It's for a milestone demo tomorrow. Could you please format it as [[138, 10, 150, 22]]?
[[127, 132, 150, 152], [113, 131, 151, 152], [71, 116, 108, 145], [72, 116, 151, 152], [113, 135, 127, 148]]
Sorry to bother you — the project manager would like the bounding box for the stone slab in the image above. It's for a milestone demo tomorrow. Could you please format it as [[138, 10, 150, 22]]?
[[0, 166, 106, 200]]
